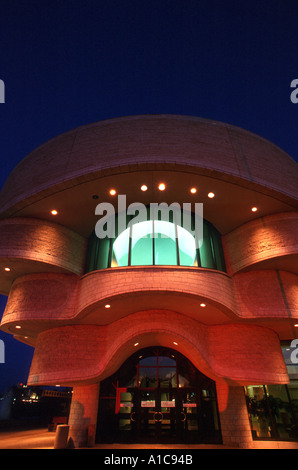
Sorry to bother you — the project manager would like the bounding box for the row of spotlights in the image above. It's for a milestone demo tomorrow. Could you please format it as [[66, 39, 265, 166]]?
[[48, 187, 258, 215], [108, 185, 213, 196], [105, 302, 206, 309], [49, 201, 257, 215]]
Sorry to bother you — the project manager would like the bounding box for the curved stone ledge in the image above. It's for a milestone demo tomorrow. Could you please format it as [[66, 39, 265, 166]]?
[[0, 267, 236, 333], [27, 312, 288, 387], [2, 266, 297, 340], [1, 115, 297, 217], [224, 212, 298, 274], [0, 217, 87, 294], [233, 270, 298, 319]]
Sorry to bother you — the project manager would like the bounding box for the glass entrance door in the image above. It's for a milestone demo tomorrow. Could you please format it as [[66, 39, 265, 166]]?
[[137, 388, 178, 442], [96, 347, 222, 444]]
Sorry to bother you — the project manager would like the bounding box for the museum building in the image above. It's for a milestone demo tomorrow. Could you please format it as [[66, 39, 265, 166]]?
[[0, 115, 297, 448]]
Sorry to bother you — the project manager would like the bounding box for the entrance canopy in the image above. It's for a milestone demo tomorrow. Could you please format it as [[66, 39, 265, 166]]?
[[27, 310, 288, 388]]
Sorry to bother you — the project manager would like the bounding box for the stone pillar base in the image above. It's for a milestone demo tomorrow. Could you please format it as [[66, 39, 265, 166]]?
[[68, 383, 100, 448], [216, 382, 254, 448]]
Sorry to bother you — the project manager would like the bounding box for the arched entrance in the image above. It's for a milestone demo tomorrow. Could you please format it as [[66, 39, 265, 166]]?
[[96, 347, 222, 444]]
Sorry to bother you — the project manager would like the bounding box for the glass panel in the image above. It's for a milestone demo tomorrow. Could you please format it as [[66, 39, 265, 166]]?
[[177, 225, 197, 266], [139, 356, 157, 366], [96, 237, 110, 269], [154, 220, 177, 265], [120, 392, 134, 412], [181, 391, 198, 432], [158, 356, 176, 366], [85, 233, 99, 272], [199, 223, 215, 269], [138, 367, 157, 388], [159, 367, 177, 388], [287, 381, 298, 437], [245, 385, 272, 438], [119, 391, 135, 436], [110, 215, 130, 267], [178, 359, 197, 387], [210, 230, 225, 271], [131, 220, 153, 266], [267, 385, 294, 440]]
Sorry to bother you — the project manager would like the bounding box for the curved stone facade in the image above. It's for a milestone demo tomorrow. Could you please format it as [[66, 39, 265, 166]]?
[[224, 212, 298, 274], [0, 115, 297, 217], [27, 313, 288, 387], [0, 115, 297, 448]]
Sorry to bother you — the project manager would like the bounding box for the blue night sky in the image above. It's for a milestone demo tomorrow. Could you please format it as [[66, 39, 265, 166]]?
[[0, 0, 297, 395]]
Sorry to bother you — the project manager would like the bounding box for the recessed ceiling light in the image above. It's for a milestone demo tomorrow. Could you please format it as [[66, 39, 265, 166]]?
[[4, 267, 11, 272], [173, 341, 178, 346], [158, 183, 166, 191], [251, 207, 258, 212], [208, 192, 215, 198], [109, 189, 117, 196], [134, 342, 139, 347], [15, 325, 21, 329], [51, 209, 58, 215], [141, 185, 148, 191], [105, 304, 111, 309], [294, 324, 298, 328], [200, 303, 206, 307], [190, 187, 197, 194]]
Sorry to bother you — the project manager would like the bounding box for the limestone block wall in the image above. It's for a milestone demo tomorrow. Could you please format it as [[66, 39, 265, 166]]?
[[0, 116, 297, 217], [27, 312, 288, 387], [223, 212, 298, 274]]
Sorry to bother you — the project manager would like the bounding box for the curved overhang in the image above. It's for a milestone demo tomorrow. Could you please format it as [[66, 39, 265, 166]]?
[[223, 211, 298, 275], [26, 312, 289, 387], [1, 266, 297, 344], [0, 115, 297, 239], [0, 217, 87, 295]]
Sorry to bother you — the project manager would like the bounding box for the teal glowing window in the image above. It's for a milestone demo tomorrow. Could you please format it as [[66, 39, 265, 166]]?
[[85, 214, 226, 273]]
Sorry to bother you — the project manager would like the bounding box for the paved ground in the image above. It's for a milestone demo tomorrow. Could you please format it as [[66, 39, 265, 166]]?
[[0, 428, 234, 449], [0, 427, 298, 449], [0, 427, 55, 449]]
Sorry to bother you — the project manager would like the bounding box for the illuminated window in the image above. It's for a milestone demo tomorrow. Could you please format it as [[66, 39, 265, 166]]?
[[85, 211, 226, 272]]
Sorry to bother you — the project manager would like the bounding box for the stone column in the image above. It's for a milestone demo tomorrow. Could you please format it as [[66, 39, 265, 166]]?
[[216, 381, 254, 448], [68, 382, 100, 448]]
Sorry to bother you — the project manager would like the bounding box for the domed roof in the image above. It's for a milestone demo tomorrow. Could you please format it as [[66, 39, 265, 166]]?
[[0, 114, 297, 235]]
